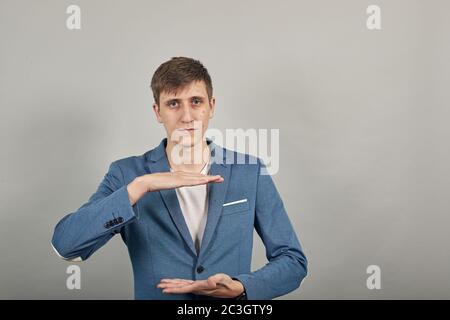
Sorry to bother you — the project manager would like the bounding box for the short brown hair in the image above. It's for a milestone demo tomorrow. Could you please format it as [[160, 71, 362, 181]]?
[[150, 57, 213, 105]]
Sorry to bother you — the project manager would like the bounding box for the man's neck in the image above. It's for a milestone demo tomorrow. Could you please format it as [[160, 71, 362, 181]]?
[[166, 139, 210, 173]]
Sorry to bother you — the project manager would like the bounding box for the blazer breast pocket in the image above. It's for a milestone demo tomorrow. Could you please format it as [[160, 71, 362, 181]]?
[[221, 199, 249, 216]]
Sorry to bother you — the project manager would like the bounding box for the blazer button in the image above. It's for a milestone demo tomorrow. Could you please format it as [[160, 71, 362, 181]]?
[[104, 222, 111, 229], [118, 217, 124, 223], [196, 266, 204, 273], [113, 218, 119, 225]]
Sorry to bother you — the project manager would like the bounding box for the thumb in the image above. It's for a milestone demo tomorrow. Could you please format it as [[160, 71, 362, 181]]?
[[208, 273, 229, 287], [206, 276, 219, 288]]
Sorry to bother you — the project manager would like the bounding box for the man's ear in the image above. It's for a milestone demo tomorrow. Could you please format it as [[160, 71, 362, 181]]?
[[209, 97, 216, 119], [153, 103, 163, 123]]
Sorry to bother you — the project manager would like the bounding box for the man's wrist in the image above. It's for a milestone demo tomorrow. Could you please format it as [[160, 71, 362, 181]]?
[[231, 278, 247, 300], [127, 177, 147, 206]]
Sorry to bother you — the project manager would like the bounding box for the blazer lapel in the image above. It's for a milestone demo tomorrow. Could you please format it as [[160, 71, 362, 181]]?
[[198, 143, 231, 258], [145, 139, 197, 256]]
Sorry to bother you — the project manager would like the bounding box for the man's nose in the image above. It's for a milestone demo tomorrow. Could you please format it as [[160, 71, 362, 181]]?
[[180, 104, 194, 123]]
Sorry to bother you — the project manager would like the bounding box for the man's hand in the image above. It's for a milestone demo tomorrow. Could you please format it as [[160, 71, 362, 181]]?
[[156, 273, 245, 299], [127, 172, 224, 206]]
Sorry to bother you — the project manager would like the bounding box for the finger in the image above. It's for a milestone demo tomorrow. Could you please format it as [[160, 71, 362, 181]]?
[[209, 273, 228, 283], [176, 172, 222, 179], [162, 280, 214, 294], [201, 177, 223, 184], [162, 283, 199, 294], [160, 278, 194, 284], [208, 274, 231, 289], [175, 172, 216, 177], [158, 281, 194, 287], [183, 174, 222, 180], [160, 278, 191, 282], [158, 282, 193, 289], [182, 176, 223, 187]]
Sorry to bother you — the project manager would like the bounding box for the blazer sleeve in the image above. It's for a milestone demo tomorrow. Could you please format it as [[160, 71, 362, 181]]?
[[51, 161, 140, 261], [233, 159, 308, 299]]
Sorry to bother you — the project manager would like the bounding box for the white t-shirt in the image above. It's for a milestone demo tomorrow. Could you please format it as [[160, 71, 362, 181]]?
[[170, 158, 211, 254]]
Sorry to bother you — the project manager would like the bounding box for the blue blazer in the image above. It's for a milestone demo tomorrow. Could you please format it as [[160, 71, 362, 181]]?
[[51, 138, 308, 299]]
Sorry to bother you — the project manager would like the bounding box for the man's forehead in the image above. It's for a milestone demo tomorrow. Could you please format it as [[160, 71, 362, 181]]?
[[160, 81, 208, 100]]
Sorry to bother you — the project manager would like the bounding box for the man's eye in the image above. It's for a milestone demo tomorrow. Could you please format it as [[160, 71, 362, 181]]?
[[192, 99, 202, 105], [168, 101, 178, 108]]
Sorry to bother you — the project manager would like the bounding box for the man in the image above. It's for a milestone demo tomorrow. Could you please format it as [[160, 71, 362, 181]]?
[[51, 57, 308, 300]]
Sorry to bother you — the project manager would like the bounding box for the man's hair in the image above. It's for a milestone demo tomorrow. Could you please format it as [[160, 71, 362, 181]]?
[[150, 57, 213, 105]]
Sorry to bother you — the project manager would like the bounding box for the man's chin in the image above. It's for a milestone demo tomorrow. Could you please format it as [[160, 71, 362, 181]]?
[[178, 141, 195, 148], [174, 137, 203, 148]]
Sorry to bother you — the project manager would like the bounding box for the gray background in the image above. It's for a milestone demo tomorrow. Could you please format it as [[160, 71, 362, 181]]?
[[0, 0, 449, 299]]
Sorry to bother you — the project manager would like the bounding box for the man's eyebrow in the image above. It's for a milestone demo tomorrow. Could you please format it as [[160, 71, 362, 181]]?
[[163, 95, 206, 102]]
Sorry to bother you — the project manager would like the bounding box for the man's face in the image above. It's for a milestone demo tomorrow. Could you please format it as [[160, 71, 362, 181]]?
[[153, 80, 215, 147]]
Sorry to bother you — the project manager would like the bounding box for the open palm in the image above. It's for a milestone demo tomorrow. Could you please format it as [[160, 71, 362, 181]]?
[[157, 273, 243, 298]]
